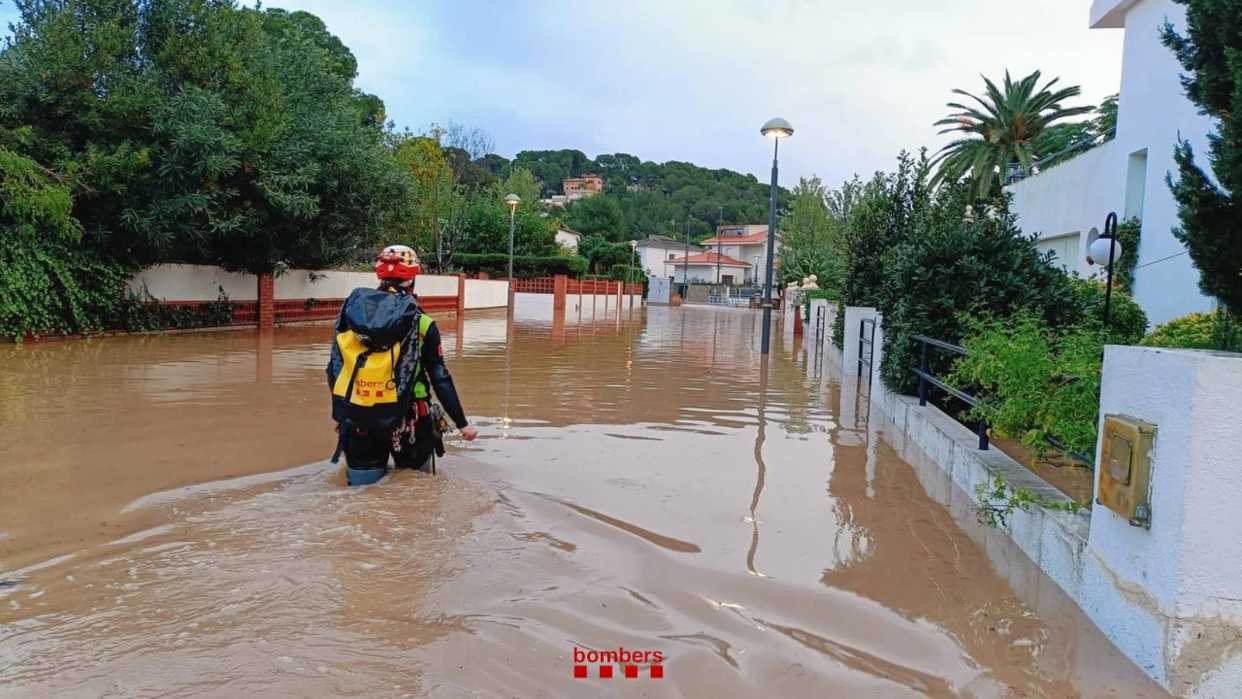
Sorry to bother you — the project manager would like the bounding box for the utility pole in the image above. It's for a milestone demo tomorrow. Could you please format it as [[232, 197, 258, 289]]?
[[716, 206, 723, 285], [683, 219, 690, 289]]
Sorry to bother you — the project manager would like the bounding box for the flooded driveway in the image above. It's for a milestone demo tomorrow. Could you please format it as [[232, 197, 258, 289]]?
[[1, 305, 1166, 697]]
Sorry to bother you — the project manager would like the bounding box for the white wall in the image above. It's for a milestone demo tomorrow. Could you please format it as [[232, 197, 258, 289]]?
[[275, 269, 376, 300], [1008, 143, 1120, 277], [463, 279, 509, 309], [129, 264, 258, 301], [1007, 0, 1215, 326], [638, 243, 698, 278], [129, 264, 472, 303], [1086, 345, 1242, 696], [413, 274, 459, 297], [555, 230, 580, 252]]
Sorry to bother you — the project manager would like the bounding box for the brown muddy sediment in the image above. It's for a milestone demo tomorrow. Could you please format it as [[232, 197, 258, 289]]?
[[1, 306, 1167, 696]]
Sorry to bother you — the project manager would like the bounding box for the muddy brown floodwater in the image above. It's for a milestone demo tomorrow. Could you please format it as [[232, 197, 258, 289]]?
[[1, 304, 1168, 698]]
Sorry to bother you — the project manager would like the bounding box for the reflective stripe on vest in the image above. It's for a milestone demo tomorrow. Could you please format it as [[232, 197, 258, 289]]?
[[412, 313, 434, 399]]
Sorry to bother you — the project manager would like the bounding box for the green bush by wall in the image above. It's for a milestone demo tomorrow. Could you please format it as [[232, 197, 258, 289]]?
[[452, 253, 589, 278], [1141, 309, 1242, 352]]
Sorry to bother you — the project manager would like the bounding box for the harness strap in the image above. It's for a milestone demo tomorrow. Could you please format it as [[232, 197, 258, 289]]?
[[331, 348, 375, 463], [331, 420, 351, 463]]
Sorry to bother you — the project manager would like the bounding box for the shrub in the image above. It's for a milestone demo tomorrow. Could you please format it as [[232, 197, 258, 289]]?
[[607, 264, 644, 283], [1069, 277, 1148, 344], [951, 312, 1105, 457], [1113, 217, 1141, 294], [1141, 309, 1242, 351], [876, 184, 1083, 394], [452, 253, 588, 278], [0, 234, 137, 340]]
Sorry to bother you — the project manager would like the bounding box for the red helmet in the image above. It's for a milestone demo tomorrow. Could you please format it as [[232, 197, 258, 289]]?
[[375, 244, 420, 286]]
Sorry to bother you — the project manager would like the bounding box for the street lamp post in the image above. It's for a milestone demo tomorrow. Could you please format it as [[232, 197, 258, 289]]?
[[759, 117, 793, 355], [504, 193, 520, 311], [683, 220, 690, 289], [629, 239, 639, 309], [716, 206, 723, 285], [1088, 211, 1125, 330]]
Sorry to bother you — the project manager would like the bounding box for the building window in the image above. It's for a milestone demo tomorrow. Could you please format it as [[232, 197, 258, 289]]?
[[1125, 149, 1148, 220]]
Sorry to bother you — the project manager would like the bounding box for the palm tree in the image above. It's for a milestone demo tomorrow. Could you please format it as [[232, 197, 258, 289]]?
[[931, 70, 1093, 199]]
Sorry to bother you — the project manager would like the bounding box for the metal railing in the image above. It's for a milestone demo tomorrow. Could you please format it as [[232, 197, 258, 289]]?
[[858, 318, 876, 389], [911, 334, 989, 451], [910, 334, 1093, 464]]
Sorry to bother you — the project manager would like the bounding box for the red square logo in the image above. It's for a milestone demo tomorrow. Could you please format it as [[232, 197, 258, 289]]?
[[375, 390, 385, 398], [624, 665, 638, 678], [650, 665, 664, 679], [599, 665, 613, 679], [573, 665, 587, 679]]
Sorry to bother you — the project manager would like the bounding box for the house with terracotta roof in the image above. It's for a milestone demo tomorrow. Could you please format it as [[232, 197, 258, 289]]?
[[634, 235, 702, 278], [698, 224, 780, 286], [664, 251, 753, 285]]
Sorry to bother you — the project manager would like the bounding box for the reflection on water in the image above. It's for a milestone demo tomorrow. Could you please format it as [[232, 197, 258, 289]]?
[[0, 304, 1165, 697]]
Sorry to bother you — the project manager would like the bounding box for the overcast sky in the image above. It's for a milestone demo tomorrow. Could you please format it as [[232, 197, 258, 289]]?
[[3, 1, 1126, 186]]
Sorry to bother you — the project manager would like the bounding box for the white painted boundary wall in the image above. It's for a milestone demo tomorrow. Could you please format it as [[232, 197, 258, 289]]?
[[841, 306, 876, 376], [129, 264, 259, 301], [849, 306, 1242, 697], [1085, 346, 1242, 697], [463, 279, 509, 310], [414, 274, 459, 298], [126, 265, 508, 309]]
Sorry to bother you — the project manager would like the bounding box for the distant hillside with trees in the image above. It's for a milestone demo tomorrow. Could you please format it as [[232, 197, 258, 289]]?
[[475, 150, 790, 242]]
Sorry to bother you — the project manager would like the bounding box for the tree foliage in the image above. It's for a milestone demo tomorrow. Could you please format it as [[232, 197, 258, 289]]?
[[1161, 1, 1242, 318], [778, 176, 841, 291], [0, 0, 406, 274], [931, 70, 1093, 198], [565, 195, 626, 240]]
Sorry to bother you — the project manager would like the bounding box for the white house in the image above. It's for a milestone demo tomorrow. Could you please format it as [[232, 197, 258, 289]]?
[[555, 226, 581, 253], [1006, 0, 1217, 326], [664, 251, 753, 284], [698, 224, 780, 288], [634, 235, 702, 278]]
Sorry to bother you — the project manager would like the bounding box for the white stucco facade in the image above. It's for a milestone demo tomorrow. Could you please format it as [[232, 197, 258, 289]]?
[[635, 238, 701, 278], [849, 303, 1242, 696], [1086, 345, 1242, 696], [1007, 0, 1216, 326]]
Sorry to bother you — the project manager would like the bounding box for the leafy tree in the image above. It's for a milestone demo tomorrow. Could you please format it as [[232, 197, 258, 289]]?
[[1032, 93, 1119, 170], [1161, 1, 1242, 319], [874, 177, 1086, 394], [779, 176, 840, 290], [565, 195, 626, 240], [393, 135, 468, 270], [499, 166, 542, 210], [456, 191, 557, 259], [931, 70, 1093, 198], [1, 0, 405, 274], [577, 233, 632, 274]]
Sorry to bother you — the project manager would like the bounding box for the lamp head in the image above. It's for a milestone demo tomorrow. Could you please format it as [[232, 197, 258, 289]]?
[[1087, 237, 1123, 267], [504, 193, 521, 212], [760, 117, 794, 139]]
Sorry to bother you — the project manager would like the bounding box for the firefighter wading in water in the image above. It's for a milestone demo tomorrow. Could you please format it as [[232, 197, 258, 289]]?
[[327, 245, 477, 485]]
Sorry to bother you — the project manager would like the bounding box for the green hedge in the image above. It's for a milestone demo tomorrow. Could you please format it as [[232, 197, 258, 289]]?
[[451, 253, 588, 278], [607, 264, 645, 283], [1141, 309, 1242, 351]]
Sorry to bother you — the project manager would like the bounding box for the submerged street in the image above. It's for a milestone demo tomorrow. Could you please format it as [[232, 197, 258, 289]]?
[[0, 305, 1166, 697]]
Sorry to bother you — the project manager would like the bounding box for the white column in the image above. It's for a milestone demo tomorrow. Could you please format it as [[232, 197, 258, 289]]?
[[1083, 345, 1242, 697]]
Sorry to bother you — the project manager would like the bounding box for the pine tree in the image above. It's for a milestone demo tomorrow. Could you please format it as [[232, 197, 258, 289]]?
[[1161, 0, 1242, 318]]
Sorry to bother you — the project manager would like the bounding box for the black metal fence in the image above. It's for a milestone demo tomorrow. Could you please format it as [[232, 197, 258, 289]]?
[[910, 333, 1093, 465], [911, 334, 989, 451], [858, 318, 876, 389]]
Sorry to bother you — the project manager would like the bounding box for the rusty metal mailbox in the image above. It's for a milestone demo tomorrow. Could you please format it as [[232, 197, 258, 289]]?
[[1097, 414, 1156, 528]]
